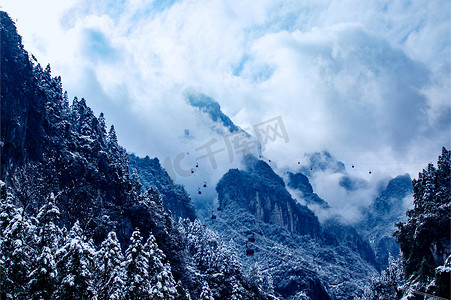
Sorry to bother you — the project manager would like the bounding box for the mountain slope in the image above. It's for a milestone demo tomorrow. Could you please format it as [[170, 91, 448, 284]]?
[[217, 155, 321, 238], [287, 171, 330, 208], [209, 195, 379, 299], [0, 12, 268, 299], [394, 148, 450, 299], [129, 154, 196, 221], [212, 154, 379, 299], [0, 9, 185, 277], [186, 92, 240, 133], [358, 174, 413, 270]]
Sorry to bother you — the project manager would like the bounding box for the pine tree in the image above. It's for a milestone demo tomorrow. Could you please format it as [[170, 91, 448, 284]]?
[[180, 219, 254, 299], [107, 125, 120, 161], [108, 125, 119, 148], [361, 254, 404, 300], [36, 193, 61, 248], [97, 112, 108, 146], [28, 193, 61, 299], [29, 245, 57, 300], [144, 232, 178, 299], [0, 181, 17, 299], [394, 147, 450, 298], [262, 271, 275, 297], [130, 168, 142, 193], [248, 262, 264, 294], [107, 125, 129, 176], [0, 203, 34, 298], [229, 281, 248, 300], [0, 181, 17, 233], [124, 229, 151, 299], [62, 91, 70, 113], [199, 281, 214, 300], [175, 281, 192, 300], [72, 97, 95, 137], [96, 231, 126, 300], [54, 221, 97, 299]]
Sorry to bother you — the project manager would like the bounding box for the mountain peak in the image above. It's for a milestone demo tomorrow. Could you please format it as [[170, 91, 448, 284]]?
[[287, 171, 330, 208], [186, 91, 239, 133], [300, 151, 346, 175], [217, 156, 321, 239]]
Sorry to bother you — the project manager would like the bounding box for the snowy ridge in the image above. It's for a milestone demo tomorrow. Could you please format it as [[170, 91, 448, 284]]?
[[207, 201, 379, 299]]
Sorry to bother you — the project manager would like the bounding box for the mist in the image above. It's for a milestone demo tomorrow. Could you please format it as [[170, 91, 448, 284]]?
[[3, 0, 449, 221]]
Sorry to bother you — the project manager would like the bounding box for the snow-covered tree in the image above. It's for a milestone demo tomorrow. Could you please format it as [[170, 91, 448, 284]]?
[[54, 221, 97, 299], [144, 232, 178, 299], [229, 280, 249, 300], [96, 231, 126, 300], [96, 112, 108, 146], [72, 97, 95, 137], [107, 124, 129, 176], [107, 125, 118, 148], [394, 147, 450, 298], [36, 192, 61, 248], [361, 254, 404, 300], [248, 262, 264, 294], [175, 281, 192, 300], [28, 245, 57, 299], [199, 281, 214, 300], [262, 271, 275, 297], [0, 191, 35, 299], [180, 219, 259, 299], [0, 181, 17, 233], [124, 229, 151, 299], [107, 125, 120, 160], [28, 193, 62, 299], [2, 215, 34, 297]]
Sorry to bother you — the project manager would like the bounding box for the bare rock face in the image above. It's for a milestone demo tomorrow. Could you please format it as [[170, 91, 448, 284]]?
[[216, 155, 321, 239]]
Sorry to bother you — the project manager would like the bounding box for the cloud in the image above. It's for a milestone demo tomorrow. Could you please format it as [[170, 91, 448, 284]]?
[[235, 25, 440, 173], [82, 28, 119, 62], [3, 0, 450, 201], [308, 165, 391, 224]]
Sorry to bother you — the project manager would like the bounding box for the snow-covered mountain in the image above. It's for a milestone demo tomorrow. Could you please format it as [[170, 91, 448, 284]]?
[[1, 9, 448, 300], [357, 174, 413, 270], [129, 153, 196, 221], [0, 12, 268, 299], [210, 154, 380, 299], [287, 171, 330, 208], [186, 92, 241, 134]]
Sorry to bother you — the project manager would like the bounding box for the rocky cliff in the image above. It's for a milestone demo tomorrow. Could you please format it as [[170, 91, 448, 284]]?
[[217, 155, 321, 239]]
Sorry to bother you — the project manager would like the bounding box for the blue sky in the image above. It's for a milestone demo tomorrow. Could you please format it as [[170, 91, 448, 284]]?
[[3, 0, 450, 220]]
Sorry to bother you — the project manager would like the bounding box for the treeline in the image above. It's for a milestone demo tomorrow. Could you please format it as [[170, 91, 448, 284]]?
[[0, 182, 181, 299], [0, 181, 275, 299], [363, 147, 450, 300]]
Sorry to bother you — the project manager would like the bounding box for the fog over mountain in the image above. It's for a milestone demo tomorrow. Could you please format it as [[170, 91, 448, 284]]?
[[1, 4, 449, 299], [3, 0, 450, 189]]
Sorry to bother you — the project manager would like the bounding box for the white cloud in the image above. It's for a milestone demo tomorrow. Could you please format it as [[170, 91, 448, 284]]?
[[3, 0, 450, 201]]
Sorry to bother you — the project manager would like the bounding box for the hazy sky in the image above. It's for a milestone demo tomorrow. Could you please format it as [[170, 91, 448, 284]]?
[[3, 0, 450, 214]]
